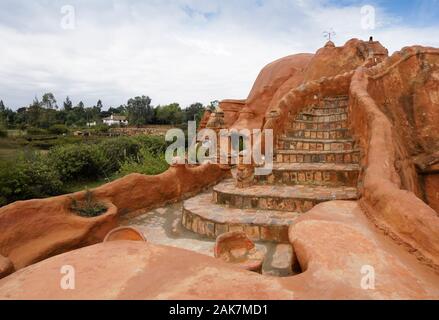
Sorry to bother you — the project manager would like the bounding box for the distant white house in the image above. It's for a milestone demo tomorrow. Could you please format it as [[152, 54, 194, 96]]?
[[86, 121, 97, 127], [103, 115, 128, 126]]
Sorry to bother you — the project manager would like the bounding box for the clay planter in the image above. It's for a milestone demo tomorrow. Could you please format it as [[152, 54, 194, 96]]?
[[103, 226, 147, 242], [68, 199, 120, 242]]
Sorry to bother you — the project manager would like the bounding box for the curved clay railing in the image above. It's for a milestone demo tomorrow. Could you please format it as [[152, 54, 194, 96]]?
[[367, 46, 439, 80], [349, 65, 439, 271], [0, 163, 227, 270], [263, 48, 439, 271]]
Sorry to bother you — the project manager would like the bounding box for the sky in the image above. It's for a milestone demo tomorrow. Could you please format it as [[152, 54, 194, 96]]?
[[0, 0, 438, 110]]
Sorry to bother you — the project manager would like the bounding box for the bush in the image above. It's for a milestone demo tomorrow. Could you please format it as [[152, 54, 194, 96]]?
[[48, 124, 68, 135], [49, 144, 108, 181], [134, 135, 169, 155], [98, 137, 141, 173], [70, 189, 107, 217], [95, 124, 109, 133], [0, 135, 170, 206], [0, 154, 63, 206], [48, 136, 166, 182], [118, 147, 169, 176]]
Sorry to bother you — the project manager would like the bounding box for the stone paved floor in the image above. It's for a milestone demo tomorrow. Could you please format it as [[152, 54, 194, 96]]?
[[120, 197, 295, 277]]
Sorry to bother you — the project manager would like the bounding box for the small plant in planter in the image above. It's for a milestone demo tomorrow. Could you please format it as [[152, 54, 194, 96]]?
[[70, 188, 108, 218]]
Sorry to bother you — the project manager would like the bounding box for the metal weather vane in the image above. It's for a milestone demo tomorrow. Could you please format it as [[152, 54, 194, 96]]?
[[323, 29, 336, 41]]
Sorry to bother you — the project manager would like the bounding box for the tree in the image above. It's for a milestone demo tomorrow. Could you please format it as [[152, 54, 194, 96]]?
[[116, 105, 127, 114], [126, 96, 153, 126], [63, 97, 73, 111], [107, 105, 127, 116], [0, 100, 5, 124], [156, 103, 183, 125], [15, 107, 27, 127], [0, 100, 5, 128], [68, 101, 86, 126], [42, 93, 57, 109], [96, 100, 103, 110], [185, 102, 206, 124], [27, 98, 42, 127]]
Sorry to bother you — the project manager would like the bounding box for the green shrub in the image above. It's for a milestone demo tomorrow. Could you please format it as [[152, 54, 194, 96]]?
[[24, 154, 64, 197], [0, 153, 63, 205], [48, 124, 68, 135], [98, 137, 141, 173], [49, 144, 108, 181], [70, 189, 107, 217], [118, 147, 169, 176], [95, 124, 109, 133], [134, 135, 169, 155], [0, 135, 170, 206]]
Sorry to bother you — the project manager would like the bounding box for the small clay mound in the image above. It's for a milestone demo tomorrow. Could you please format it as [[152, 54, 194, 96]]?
[[214, 231, 265, 273]]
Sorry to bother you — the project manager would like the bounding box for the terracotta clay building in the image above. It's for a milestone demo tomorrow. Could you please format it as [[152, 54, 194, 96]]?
[[1, 38, 439, 300]]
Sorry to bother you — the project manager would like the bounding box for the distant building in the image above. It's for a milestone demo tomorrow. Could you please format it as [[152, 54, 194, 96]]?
[[103, 115, 128, 126], [86, 121, 97, 127]]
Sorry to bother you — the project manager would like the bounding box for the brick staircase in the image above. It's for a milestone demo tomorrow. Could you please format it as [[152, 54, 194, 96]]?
[[182, 96, 361, 243]]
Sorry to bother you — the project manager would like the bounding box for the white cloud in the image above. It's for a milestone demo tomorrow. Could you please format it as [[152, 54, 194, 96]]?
[[0, 0, 438, 109]]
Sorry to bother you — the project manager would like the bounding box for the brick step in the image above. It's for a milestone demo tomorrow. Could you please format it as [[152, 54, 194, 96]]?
[[322, 101, 349, 109], [182, 193, 299, 243], [322, 102, 348, 109], [255, 163, 360, 187], [289, 119, 348, 130], [294, 112, 347, 123], [285, 128, 351, 140], [276, 149, 360, 164], [322, 96, 349, 103], [301, 106, 348, 116], [213, 179, 359, 213], [277, 138, 355, 151]]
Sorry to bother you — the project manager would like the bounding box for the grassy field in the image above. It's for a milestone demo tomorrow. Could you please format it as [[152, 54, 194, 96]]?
[[0, 137, 30, 161], [0, 132, 106, 161]]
